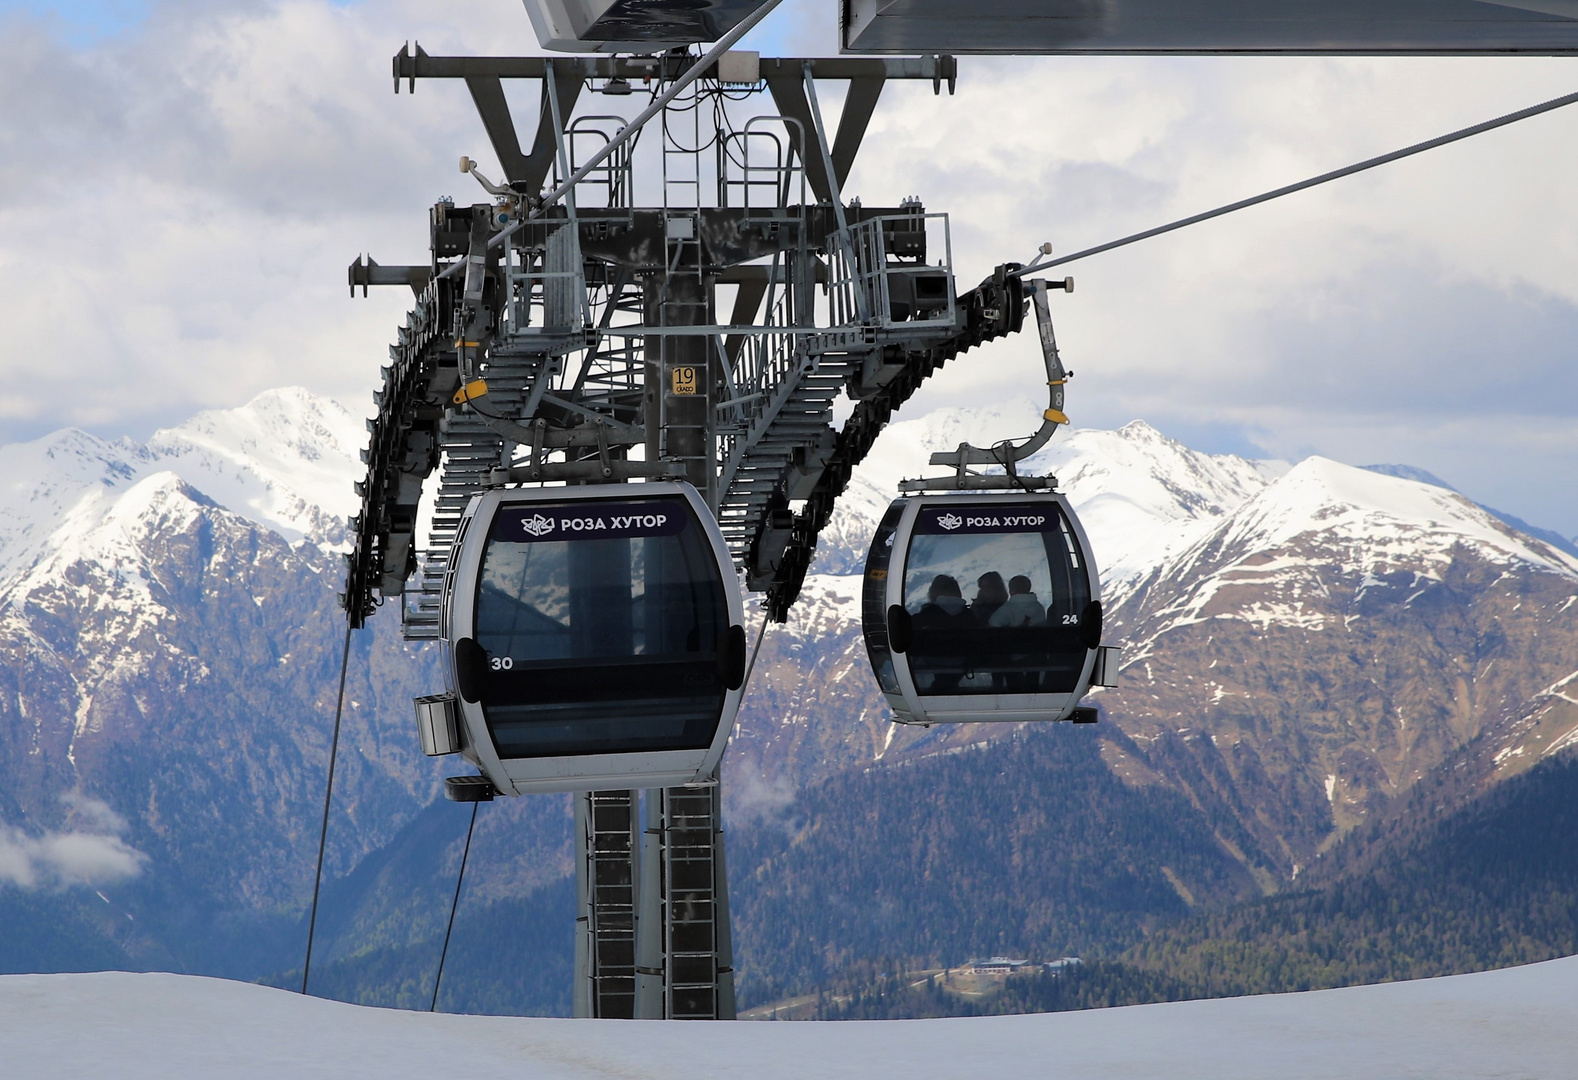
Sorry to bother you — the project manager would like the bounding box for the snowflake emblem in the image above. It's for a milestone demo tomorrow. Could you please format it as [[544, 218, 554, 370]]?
[[936, 512, 963, 531], [520, 513, 556, 537]]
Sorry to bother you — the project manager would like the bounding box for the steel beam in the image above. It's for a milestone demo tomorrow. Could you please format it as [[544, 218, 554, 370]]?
[[394, 46, 956, 85]]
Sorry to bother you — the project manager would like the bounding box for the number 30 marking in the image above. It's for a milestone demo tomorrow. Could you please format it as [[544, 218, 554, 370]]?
[[490, 656, 514, 671]]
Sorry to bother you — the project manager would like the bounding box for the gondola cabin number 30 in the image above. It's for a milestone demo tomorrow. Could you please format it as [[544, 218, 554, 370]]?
[[418, 483, 748, 795]]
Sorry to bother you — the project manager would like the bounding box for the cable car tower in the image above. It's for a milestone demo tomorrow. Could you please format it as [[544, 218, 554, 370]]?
[[342, 2, 1080, 1019]]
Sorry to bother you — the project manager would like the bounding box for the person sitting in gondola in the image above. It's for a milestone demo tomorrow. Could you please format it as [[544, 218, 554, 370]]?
[[969, 571, 1009, 625], [914, 574, 967, 626], [990, 575, 1047, 692], [967, 571, 1011, 691], [989, 575, 1047, 628], [913, 574, 968, 691]]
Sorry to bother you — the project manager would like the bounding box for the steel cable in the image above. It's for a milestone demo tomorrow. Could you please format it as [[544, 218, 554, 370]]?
[[1034, 86, 1578, 271], [300, 623, 354, 995], [430, 801, 480, 1012], [741, 613, 771, 693]]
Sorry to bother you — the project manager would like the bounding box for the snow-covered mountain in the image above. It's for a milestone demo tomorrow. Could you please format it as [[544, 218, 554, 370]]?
[[0, 388, 440, 962], [141, 387, 366, 546], [731, 415, 1293, 799], [1123, 455, 1578, 652], [812, 410, 1280, 602], [1097, 454, 1578, 875], [0, 387, 362, 594]]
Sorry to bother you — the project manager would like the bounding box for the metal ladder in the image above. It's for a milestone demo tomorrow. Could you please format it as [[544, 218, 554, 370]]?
[[654, 74, 713, 497], [574, 790, 640, 1019], [635, 784, 734, 1019]]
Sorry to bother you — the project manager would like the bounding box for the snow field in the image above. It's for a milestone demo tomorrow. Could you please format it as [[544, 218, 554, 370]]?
[[4, 956, 1577, 1079]]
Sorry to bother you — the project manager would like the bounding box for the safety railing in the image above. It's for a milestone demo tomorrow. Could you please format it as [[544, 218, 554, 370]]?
[[717, 261, 807, 453], [826, 212, 957, 332], [566, 116, 636, 211], [717, 116, 806, 214], [500, 219, 586, 336]]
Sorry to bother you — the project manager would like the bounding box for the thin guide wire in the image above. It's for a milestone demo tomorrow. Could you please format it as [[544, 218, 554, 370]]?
[[301, 624, 354, 995], [431, 802, 480, 1012]]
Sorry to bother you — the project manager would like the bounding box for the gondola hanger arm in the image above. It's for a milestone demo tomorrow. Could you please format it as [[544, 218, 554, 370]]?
[[926, 278, 1070, 470]]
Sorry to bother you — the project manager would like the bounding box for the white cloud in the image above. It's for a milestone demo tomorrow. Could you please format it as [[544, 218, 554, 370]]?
[[0, 794, 148, 890], [61, 789, 132, 835], [0, 0, 524, 436]]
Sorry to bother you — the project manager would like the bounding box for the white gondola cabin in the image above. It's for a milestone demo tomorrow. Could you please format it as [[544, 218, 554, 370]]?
[[861, 491, 1109, 725], [425, 483, 747, 795]]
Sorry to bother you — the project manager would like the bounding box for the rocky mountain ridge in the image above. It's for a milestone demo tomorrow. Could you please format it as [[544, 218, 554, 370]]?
[[1097, 455, 1578, 881], [742, 414, 1578, 840], [0, 389, 439, 952]]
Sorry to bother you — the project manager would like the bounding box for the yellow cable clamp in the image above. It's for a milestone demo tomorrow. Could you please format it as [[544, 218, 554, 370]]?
[[1044, 408, 1069, 425], [453, 380, 489, 405]]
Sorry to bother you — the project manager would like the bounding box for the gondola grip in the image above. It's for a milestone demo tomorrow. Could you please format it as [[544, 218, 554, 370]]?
[[886, 605, 913, 654]]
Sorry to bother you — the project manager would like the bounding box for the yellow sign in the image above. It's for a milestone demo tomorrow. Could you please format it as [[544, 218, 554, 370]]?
[[670, 366, 699, 395]]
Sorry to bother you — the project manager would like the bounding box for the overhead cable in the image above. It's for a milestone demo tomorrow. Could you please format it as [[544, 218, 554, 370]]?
[[1038, 86, 1578, 270], [740, 615, 771, 693]]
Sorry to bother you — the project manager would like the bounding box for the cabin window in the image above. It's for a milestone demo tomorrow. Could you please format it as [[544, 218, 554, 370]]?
[[899, 502, 1091, 695]]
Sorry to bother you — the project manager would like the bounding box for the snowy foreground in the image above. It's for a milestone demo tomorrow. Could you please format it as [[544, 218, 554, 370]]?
[[6, 958, 1578, 1079]]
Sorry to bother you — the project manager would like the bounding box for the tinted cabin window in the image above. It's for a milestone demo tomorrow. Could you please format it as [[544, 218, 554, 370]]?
[[472, 497, 728, 758], [861, 502, 906, 695], [900, 502, 1091, 695]]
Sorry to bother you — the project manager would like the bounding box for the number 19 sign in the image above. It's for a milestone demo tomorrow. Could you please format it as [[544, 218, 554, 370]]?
[[670, 366, 698, 395]]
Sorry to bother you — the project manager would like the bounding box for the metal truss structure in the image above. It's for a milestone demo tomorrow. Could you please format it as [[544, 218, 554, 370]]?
[[344, 44, 1047, 1018]]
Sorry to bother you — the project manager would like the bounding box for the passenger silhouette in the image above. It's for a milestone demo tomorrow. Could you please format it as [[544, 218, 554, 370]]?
[[991, 575, 1047, 691], [913, 574, 967, 691], [914, 574, 966, 628], [969, 571, 1009, 625], [968, 571, 1011, 690], [990, 575, 1047, 628]]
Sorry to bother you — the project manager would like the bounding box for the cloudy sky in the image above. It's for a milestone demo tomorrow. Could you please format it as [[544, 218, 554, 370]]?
[[1, 0, 1575, 535]]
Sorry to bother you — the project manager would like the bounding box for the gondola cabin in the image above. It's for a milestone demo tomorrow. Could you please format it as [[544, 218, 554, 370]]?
[[861, 492, 1107, 725], [426, 483, 748, 795]]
